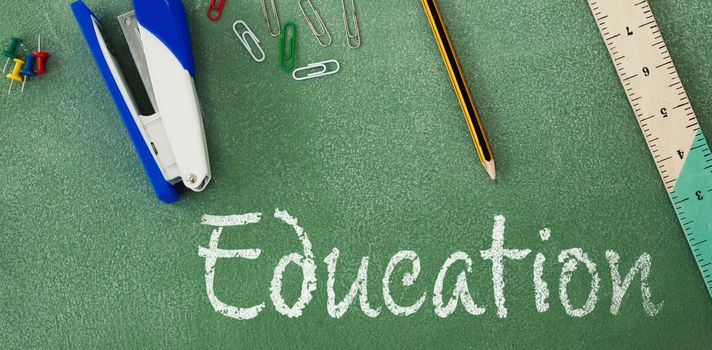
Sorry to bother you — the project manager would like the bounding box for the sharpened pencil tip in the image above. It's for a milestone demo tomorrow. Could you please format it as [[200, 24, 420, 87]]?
[[484, 160, 496, 182]]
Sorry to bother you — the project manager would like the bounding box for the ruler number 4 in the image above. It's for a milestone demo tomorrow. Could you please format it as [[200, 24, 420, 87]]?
[[626, 26, 634, 36]]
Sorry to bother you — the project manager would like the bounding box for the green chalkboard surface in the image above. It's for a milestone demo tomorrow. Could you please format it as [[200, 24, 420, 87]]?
[[2, 0, 712, 348]]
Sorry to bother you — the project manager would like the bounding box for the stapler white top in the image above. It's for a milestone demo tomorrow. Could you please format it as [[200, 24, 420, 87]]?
[[71, 0, 211, 203]]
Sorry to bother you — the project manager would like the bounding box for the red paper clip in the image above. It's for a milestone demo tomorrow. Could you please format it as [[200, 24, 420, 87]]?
[[207, 0, 225, 21]]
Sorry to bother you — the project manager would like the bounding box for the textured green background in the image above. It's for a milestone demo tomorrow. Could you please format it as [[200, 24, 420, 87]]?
[[2, 0, 712, 348]]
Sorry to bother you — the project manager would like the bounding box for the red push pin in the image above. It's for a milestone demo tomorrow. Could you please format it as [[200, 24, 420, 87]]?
[[33, 34, 49, 75]]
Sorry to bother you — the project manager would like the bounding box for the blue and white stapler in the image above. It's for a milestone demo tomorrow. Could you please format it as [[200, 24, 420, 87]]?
[[71, 0, 211, 203]]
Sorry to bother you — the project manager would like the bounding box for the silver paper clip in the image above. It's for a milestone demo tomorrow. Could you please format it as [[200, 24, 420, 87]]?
[[341, 0, 361, 49], [233, 20, 265, 62], [260, 0, 281, 37], [292, 60, 340, 81], [298, 0, 332, 47]]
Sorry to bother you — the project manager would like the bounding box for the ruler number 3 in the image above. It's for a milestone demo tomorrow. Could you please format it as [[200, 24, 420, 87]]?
[[696, 191, 704, 201]]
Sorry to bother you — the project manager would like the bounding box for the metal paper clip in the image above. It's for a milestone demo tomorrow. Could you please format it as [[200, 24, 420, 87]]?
[[233, 21, 265, 62], [298, 0, 332, 47], [292, 60, 340, 81], [260, 0, 281, 37], [207, 0, 225, 21], [280, 22, 297, 72], [341, 0, 361, 48]]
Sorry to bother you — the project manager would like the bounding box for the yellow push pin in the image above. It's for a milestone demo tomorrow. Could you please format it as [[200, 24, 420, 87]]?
[[6, 58, 24, 94]]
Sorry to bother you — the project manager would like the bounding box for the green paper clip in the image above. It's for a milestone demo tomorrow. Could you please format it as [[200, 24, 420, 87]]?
[[280, 22, 296, 72]]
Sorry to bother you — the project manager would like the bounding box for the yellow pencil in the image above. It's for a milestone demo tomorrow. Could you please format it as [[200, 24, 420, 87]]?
[[421, 0, 496, 181]]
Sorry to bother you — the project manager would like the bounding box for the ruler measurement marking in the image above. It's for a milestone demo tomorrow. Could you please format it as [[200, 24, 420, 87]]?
[[675, 198, 690, 205], [692, 240, 708, 247], [590, 0, 712, 299]]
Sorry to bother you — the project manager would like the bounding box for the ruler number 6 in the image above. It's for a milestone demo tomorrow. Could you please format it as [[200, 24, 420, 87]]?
[[643, 67, 650, 77]]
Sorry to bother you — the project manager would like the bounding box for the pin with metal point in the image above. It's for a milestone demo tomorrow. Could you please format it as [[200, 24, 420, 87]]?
[[233, 20, 265, 62], [6, 58, 24, 94], [341, 0, 361, 48], [2, 37, 21, 74], [33, 34, 50, 76], [292, 59, 340, 81], [298, 0, 332, 47], [19, 52, 36, 92], [260, 0, 281, 37]]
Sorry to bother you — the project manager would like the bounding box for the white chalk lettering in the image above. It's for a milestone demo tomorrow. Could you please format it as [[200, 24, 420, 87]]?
[[382, 250, 427, 316], [324, 248, 380, 318], [198, 214, 265, 320], [533, 253, 549, 313], [558, 248, 600, 317], [606, 250, 664, 316], [197, 212, 663, 320], [533, 228, 551, 313], [270, 209, 318, 318], [480, 215, 531, 318], [433, 252, 486, 318]]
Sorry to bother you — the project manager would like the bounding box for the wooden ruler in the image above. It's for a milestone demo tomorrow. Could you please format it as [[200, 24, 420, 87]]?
[[588, 0, 712, 298]]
